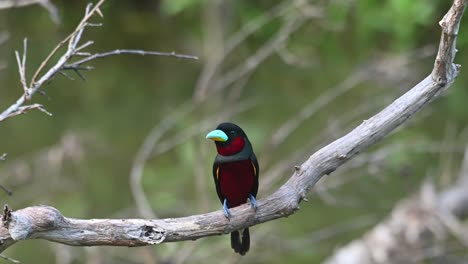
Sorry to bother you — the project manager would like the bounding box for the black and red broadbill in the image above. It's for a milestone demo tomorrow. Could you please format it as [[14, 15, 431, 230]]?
[[206, 122, 259, 256]]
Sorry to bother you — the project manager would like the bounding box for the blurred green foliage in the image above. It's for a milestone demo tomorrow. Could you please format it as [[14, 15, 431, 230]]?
[[0, 0, 468, 263], [161, 0, 203, 15]]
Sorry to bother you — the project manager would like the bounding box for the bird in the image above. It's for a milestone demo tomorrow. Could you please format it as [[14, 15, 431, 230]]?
[[206, 122, 259, 256]]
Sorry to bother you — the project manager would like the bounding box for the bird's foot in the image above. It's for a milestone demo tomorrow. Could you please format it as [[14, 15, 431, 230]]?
[[223, 199, 232, 219], [249, 194, 257, 211]]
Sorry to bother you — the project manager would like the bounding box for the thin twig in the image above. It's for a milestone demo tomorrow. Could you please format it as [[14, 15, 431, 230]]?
[[64, 49, 198, 70], [0, 32, 9, 45], [130, 103, 194, 219], [0, 153, 13, 195], [14, 38, 29, 98], [0, 254, 20, 264], [0, 1, 106, 122], [29, 0, 106, 86], [0, 185, 12, 196], [193, 1, 300, 101], [213, 15, 306, 93], [1, 104, 52, 122], [268, 46, 435, 149]]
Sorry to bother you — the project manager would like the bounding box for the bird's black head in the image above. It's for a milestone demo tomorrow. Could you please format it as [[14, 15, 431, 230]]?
[[206, 122, 250, 156]]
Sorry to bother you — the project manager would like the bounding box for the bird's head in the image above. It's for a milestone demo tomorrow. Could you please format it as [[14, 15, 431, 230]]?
[[206, 122, 249, 156]]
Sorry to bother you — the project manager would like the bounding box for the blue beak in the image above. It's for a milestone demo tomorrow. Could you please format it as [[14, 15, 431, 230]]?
[[206, 129, 228, 142]]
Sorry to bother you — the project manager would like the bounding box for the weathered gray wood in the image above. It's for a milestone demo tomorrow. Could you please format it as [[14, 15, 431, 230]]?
[[323, 181, 468, 264], [0, 0, 466, 254]]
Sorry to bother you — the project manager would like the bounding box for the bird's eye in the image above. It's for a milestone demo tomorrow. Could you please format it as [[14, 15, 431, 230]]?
[[230, 130, 236, 135]]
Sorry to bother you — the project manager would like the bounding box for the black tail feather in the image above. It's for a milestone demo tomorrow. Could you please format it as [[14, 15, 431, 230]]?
[[230, 228, 250, 256], [240, 228, 250, 255], [231, 231, 242, 254]]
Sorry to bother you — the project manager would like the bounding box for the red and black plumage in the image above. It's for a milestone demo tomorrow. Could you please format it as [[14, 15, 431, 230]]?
[[206, 122, 259, 255]]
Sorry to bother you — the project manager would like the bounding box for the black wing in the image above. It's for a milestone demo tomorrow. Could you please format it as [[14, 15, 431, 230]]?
[[250, 152, 259, 198], [212, 160, 224, 204]]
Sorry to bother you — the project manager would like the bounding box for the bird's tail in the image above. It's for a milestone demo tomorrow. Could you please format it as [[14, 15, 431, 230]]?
[[231, 228, 250, 255]]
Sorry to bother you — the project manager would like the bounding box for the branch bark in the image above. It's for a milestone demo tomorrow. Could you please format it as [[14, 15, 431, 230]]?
[[323, 174, 468, 264], [0, 0, 466, 255], [323, 143, 468, 263]]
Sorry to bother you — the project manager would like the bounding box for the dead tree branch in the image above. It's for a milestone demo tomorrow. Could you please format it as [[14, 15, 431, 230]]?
[[0, 0, 60, 24], [0, 0, 197, 123], [0, 0, 465, 255], [323, 145, 468, 264]]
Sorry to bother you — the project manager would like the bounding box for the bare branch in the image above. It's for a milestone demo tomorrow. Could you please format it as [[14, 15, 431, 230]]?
[[0, 32, 9, 45], [1, 104, 52, 122], [63, 49, 198, 70], [0, 0, 106, 122], [29, 0, 106, 86], [0, 186, 12, 196], [14, 38, 29, 98], [130, 103, 194, 219], [323, 180, 468, 264], [323, 138, 468, 264], [193, 1, 293, 102], [0, 32, 9, 71], [212, 15, 306, 93], [192, 0, 323, 103], [0, 0, 197, 123], [268, 46, 435, 150], [0, 0, 60, 24]]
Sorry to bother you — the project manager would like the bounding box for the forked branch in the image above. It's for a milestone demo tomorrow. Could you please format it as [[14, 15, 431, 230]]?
[[0, 0, 197, 123]]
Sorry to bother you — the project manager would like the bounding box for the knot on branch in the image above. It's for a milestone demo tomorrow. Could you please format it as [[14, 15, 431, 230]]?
[[1, 205, 12, 225], [122, 225, 167, 246], [139, 225, 165, 244], [7, 206, 65, 240]]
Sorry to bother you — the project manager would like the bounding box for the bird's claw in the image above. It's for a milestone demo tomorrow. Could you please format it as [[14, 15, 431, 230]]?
[[249, 194, 257, 211], [223, 199, 232, 219]]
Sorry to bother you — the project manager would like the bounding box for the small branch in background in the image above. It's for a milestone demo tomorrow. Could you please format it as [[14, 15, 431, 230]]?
[[64, 50, 198, 70], [0, 254, 20, 264], [0, 186, 12, 196], [0, 103, 52, 122], [212, 0, 323, 92], [0, 0, 197, 123], [0, 1, 105, 122], [192, 0, 293, 102], [0, 32, 9, 71], [212, 15, 306, 93], [14, 38, 29, 98], [0, 32, 9, 45], [323, 152, 468, 264], [0, 132, 86, 205], [268, 45, 435, 151], [0, 0, 60, 24], [193, 0, 323, 103], [0, 154, 11, 196], [130, 103, 194, 219]]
